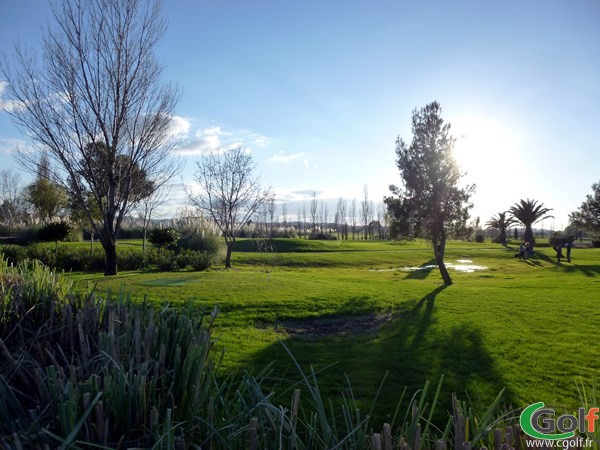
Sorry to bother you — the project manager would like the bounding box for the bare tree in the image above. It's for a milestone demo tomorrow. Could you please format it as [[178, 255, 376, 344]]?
[[281, 203, 288, 228], [266, 192, 276, 238], [377, 202, 386, 240], [336, 197, 343, 239], [0, 169, 28, 228], [361, 185, 374, 240], [350, 198, 357, 240], [302, 204, 307, 239], [188, 147, 269, 268], [310, 191, 318, 234], [1, 0, 179, 275]]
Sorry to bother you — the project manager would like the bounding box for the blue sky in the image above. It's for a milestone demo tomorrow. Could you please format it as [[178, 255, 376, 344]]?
[[1, 0, 599, 229]]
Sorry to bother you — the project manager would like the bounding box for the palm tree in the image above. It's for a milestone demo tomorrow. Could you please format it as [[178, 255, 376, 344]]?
[[485, 211, 517, 245], [509, 199, 553, 245]]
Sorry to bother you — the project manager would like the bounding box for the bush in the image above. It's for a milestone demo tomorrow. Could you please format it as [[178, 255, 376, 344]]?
[[0, 224, 18, 236], [178, 227, 222, 254], [0, 244, 27, 266], [308, 232, 337, 240], [118, 246, 152, 271], [475, 234, 485, 243], [65, 227, 84, 242], [148, 227, 180, 251], [116, 226, 144, 239], [16, 225, 41, 244], [189, 250, 212, 271], [37, 221, 71, 243], [0, 242, 209, 273]]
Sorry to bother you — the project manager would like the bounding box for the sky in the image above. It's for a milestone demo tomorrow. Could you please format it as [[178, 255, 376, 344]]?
[[1, 0, 599, 230]]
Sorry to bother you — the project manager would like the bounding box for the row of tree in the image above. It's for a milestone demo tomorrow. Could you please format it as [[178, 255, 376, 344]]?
[[255, 189, 388, 241]]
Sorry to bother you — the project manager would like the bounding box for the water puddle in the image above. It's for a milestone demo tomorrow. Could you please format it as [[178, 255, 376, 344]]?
[[374, 260, 487, 273]]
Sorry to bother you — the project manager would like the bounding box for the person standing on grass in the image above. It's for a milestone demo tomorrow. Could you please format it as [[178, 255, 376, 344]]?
[[565, 242, 572, 263], [519, 242, 527, 260], [553, 243, 564, 263]]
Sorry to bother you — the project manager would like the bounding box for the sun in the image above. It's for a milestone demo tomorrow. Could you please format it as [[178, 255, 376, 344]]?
[[450, 114, 529, 223], [452, 115, 518, 177]]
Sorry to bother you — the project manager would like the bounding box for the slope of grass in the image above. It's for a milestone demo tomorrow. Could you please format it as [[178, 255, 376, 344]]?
[[68, 240, 600, 427]]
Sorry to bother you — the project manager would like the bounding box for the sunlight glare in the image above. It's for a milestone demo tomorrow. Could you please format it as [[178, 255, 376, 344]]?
[[451, 115, 527, 222], [452, 116, 518, 176]]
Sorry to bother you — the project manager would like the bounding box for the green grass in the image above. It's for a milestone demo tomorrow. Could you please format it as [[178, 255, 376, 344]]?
[[63, 239, 600, 427]]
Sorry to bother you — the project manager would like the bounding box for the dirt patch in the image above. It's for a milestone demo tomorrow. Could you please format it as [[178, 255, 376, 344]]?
[[278, 312, 393, 338]]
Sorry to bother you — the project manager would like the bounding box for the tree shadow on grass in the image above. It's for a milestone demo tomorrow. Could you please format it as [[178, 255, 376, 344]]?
[[557, 263, 600, 277], [249, 285, 516, 429], [533, 252, 600, 276], [403, 259, 438, 280]]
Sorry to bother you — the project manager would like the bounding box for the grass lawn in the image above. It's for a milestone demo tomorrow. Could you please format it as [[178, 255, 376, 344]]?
[[66, 239, 600, 426]]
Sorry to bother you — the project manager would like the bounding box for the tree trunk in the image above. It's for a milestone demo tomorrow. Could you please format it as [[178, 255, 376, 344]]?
[[434, 233, 453, 286], [142, 228, 147, 253], [103, 241, 118, 276], [524, 225, 534, 245], [498, 229, 506, 245], [225, 241, 234, 268], [436, 254, 453, 286]]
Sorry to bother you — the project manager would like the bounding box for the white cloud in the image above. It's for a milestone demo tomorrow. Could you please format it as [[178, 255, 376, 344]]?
[[175, 124, 271, 157], [255, 136, 269, 146], [0, 137, 29, 155], [169, 115, 192, 137], [268, 151, 305, 164], [0, 81, 24, 112], [272, 188, 326, 203]]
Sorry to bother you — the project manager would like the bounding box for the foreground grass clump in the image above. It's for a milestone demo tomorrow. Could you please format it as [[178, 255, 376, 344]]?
[[0, 258, 541, 449]]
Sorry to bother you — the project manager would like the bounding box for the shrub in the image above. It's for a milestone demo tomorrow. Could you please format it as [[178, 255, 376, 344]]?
[[475, 234, 485, 243], [1, 243, 207, 273], [116, 226, 144, 239], [178, 227, 221, 253], [0, 245, 27, 266], [148, 227, 180, 252], [117, 246, 151, 271], [189, 250, 212, 271], [37, 221, 72, 243], [155, 253, 178, 272], [65, 227, 84, 242], [16, 225, 41, 244], [308, 232, 337, 240]]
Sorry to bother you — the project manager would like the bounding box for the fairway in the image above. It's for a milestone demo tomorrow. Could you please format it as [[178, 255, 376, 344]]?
[[70, 239, 600, 425]]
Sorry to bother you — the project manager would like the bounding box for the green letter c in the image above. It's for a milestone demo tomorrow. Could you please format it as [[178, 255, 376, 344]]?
[[520, 402, 575, 440]]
